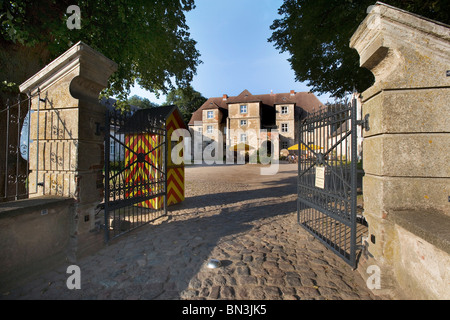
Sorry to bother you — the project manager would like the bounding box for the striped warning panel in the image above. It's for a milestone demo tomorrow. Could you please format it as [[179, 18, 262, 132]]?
[[165, 110, 186, 207], [166, 110, 186, 167], [167, 167, 185, 206]]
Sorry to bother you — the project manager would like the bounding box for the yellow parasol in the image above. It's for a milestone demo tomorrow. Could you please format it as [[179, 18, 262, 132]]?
[[288, 143, 323, 151], [229, 143, 254, 151]]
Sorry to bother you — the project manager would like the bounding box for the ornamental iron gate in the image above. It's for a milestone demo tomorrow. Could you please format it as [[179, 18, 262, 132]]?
[[297, 95, 367, 268], [103, 102, 168, 242]]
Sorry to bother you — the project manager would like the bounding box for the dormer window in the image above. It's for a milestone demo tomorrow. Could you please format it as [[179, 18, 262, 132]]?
[[240, 105, 247, 114], [207, 111, 214, 119]]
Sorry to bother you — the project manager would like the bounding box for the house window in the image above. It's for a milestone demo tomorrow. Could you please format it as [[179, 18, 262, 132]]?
[[240, 133, 247, 142], [109, 139, 116, 156], [240, 120, 247, 127], [281, 141, 288, 149], [281, 106, 288, 114], [240, 105, 247, 114], [207, 111, 214, 119], [206, 125, 213, 134], [281, 123, 288, 133], [110, 138, 124, 161]]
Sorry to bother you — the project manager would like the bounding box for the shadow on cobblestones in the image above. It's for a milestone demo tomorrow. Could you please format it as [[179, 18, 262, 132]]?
[[3, 180, 297, 300], [3, 164, 383, 300]]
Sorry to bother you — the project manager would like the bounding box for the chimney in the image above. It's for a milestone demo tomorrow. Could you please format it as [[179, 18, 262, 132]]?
[[290, 90, 295, 96], [223, 94, 228, 101], [270, 90, 275, 96]]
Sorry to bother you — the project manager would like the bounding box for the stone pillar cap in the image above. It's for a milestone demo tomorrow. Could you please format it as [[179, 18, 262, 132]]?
[[350, 2, 450, 97], [20, 41, 118, 95], [350, 2, 450, 68]]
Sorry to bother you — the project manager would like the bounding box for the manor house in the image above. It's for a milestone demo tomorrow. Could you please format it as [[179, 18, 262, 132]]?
[[188, 89, 324, 154]]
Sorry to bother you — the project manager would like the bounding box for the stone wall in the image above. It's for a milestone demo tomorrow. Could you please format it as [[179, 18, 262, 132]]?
[[0, 197, 74, 291], [350, 3, 450, 299]]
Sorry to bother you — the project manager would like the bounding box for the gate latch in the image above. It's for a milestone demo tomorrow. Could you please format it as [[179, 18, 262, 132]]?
[[357, 114, 370, 131]]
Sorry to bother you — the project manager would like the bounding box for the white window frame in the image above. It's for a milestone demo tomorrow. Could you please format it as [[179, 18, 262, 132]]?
[[206, 125, 213, 134], [240, 133, 247, 143], [207, 110, 214, 119], [109, 139, 116, 156], [281, 106, 288, 115], [281, 123, 288, 133], [240, 105, 247, 114], [240, 120, 247, 127]]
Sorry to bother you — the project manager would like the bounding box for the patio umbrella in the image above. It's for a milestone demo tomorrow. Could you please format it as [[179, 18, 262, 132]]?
[[288, 143, 323, 151]]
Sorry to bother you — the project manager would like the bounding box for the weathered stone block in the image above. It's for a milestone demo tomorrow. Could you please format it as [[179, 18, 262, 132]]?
[[28, 108, 79, 141], [28, 171, 77, 198], [363, 175, 449, 218], [363, 134, 450, 177], [395, 226, 450, 299], [362, 88, 450, 137], [74, 171, 104, 204], [76, 141, 104, 171], [28, 140, 77, 172]]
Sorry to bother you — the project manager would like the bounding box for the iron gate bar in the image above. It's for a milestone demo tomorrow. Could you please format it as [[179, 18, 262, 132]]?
[[106, 191, 167, 211], [298, 198, 353, 226], [349, 95, 358, 268], [103, 107, 112, 242]]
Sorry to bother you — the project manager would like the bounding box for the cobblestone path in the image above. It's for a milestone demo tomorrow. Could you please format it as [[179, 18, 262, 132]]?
[[2, 164, 391, 300]]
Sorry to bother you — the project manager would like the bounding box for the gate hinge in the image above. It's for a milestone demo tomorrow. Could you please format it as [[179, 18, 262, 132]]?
[[95, 122, 105, 136], [357, 114, 370, 131]]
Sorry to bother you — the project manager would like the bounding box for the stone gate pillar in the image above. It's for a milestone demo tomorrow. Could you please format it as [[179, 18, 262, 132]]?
[[19, 41, 118, 258], [350, 4, 450, 299]]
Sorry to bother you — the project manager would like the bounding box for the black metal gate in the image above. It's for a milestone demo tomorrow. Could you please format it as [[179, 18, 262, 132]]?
[[297, 96, 366, 268], [103, 102, 168, 242]]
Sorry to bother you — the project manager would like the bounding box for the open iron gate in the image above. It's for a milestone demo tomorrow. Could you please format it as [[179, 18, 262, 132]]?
[[297, 96, 367, 268], [103, 104, 168, 242]]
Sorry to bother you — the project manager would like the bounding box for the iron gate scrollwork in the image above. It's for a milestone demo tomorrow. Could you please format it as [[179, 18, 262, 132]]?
[[103, 103, 168, 241], [297, 95, 365, 268]]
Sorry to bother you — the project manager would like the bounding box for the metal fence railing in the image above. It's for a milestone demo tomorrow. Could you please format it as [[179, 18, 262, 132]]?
[[1, 91, 41, 202]]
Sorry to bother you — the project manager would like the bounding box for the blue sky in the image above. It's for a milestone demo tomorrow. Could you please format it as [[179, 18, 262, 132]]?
[[130, 0, 332, 104]]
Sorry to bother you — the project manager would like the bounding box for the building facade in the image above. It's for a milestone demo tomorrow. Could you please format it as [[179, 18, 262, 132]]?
[[188, 89, 324, 156]]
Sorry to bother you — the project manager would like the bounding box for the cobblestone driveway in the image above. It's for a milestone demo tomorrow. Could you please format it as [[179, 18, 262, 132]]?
[[2, 163, 391, 300]]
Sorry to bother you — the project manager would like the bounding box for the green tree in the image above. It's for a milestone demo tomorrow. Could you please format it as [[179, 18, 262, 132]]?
[[269, 0, 449, 98], [163, 85, 206, 124], [0, 0, 201, 100], [127, 95, 159, 109]]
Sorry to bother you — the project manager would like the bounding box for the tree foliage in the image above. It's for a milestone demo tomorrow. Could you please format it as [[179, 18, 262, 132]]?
[[269, 0, 450, 98], [127, 95, 159, 109], [163, 85, 206, 124], [0, 0, 201, 99]]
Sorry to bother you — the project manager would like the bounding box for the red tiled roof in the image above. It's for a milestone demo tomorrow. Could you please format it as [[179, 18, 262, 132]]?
[[188, 89, 324, 126], [188, 97, 228, 125]]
